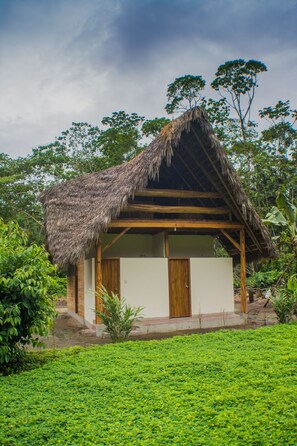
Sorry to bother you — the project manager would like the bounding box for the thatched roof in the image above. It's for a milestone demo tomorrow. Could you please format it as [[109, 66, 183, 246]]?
[[40, 107, 276, 269]]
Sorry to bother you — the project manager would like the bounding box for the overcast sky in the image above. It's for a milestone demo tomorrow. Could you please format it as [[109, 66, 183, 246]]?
[[1, 0, 297, 157]]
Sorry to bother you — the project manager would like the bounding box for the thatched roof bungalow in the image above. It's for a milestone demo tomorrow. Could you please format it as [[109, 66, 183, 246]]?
[[41, 108, 275, 333]]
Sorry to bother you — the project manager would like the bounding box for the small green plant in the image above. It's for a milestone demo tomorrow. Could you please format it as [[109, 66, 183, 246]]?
[[271, 289, 296, 323], [288, 274, 297, 316], [96, 287, 143, 342], [287, 274, 297, 297]]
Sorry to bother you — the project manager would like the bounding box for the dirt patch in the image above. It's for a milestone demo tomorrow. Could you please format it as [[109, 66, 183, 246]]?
[[44, 311, 106, 349], [243, 300, 278, 327], [42, 298, 278, 349]]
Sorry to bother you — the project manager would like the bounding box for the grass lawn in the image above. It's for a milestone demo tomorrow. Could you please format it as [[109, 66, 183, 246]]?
[[0, 324, 297, 446]]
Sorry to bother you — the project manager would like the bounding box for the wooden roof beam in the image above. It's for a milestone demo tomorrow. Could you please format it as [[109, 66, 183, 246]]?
[[125, 204, 229, 215], [109, 219, 243, 229], [134, 188, 221, 199]]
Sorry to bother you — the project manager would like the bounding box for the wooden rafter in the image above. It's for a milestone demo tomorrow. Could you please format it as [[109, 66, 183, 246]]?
[[174, 149, 212, 196], [220, 229, 241, 251], [134, 188, 221, 199], [170, 163, 206, 209], [164, 161, 217, 211], [190, 126, 263, 253], [125, 204, 229, 215], [102, 228, 130, 254], [164, 231, 169, 257], [109, 219, 243, 229], [178, 143, 223, 211]]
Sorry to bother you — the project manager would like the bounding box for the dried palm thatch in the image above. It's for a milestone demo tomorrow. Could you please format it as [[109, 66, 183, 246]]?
[[40, 108, 276, 269]]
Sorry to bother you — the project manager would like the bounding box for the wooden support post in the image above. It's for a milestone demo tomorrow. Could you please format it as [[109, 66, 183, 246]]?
[[164, 231, 169, 258], [95, 237, 103, 323], [240, 229, 247, 314]]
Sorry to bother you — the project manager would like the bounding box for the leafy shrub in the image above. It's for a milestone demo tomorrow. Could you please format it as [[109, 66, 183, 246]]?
[[48, 272, 66, 297], [247, 269, 280, 288], [96, 287, 143, 342], [271, 290, 296, 323], [288, 274, 297, 316], [287, 274, 297, 297], [0, 219, 58, 369], [234, 257, 297, 291], [234, 262, 282, 289]]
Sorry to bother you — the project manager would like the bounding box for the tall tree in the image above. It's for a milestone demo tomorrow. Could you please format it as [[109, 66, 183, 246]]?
[[211, 59, 267, 141], [57, 122, 102, 176], [165, 75, 206, 114], [99, 111, 145, 167], [259, 100, 297, 204], [211, 59, 267, 193]]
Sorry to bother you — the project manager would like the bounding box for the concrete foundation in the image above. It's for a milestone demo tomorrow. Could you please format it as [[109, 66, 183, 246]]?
[[95, 312, 246, 337]]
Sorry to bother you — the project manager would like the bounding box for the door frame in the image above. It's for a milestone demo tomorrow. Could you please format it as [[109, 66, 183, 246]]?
[[102, 257, 121, 298], [168, 257, 192, 318]]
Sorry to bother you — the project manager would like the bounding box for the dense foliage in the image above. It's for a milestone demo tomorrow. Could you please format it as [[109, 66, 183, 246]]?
[[271, 289, 297, 323], [1, 59, 296, 246], [264, 192, 297, 257], [0, 59, 296, 289], [0, 219, 58, 367], [0, 113, 164, 244], [0, 324, 296, 445]]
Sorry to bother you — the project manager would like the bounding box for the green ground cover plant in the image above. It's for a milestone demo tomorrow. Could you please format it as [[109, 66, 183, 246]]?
[[0, 324, 296, 445]]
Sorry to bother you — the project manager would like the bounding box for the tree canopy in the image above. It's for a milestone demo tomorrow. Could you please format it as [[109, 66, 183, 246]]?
[[0, 59, 296, 251]]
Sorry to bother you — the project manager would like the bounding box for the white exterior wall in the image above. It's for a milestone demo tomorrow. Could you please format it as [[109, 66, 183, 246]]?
[[84, 258, 96, 324], [169, 235, 214, 257], [82, 243, 233, 325], [120, 258, 169, 318], [190, 258, 234, 314], [119, 257, 233, 319]]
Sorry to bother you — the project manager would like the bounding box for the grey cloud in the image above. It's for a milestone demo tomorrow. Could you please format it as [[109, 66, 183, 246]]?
[[0, 0, 296, 156], [102, 0, 297, 68]]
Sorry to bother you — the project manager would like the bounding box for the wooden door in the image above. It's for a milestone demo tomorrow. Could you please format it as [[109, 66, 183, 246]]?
[[102, 259, 120, 297], [168, 259, 191, 318]]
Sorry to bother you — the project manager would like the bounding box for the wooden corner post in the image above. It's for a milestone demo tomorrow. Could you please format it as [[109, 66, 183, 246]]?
[[95, 237, 103, 323], [240, 229, 247, 314], [164, 231, 169, 258]]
